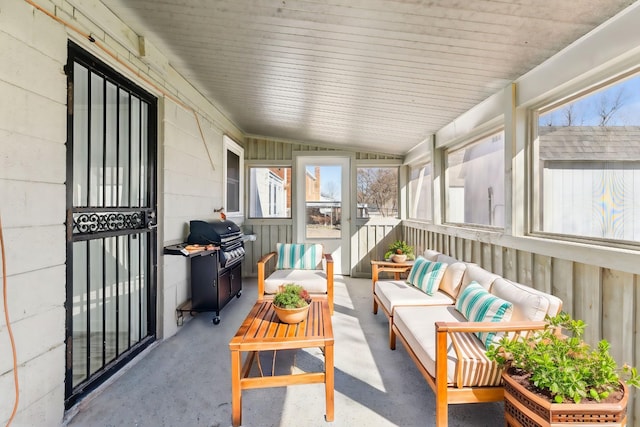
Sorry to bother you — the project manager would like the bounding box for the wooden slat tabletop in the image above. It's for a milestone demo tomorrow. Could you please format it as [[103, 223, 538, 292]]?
[[229, 300, 333, 352]]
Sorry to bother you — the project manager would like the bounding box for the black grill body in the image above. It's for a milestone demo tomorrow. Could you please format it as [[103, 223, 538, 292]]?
[[185, 219, 244, 324]]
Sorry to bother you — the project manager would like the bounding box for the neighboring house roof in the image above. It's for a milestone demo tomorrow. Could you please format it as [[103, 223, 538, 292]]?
[[539, 126, 640, 161]]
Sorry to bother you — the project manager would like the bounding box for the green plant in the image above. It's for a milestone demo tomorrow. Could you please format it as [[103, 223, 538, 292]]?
[[486, 312, 640, 404], [273, 284, 312, 309], [384, 240, 415, 260]]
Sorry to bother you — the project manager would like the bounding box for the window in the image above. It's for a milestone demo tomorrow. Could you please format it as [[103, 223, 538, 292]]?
[[248, 167, 291, 218], [534, 72, 640, 242], [409, 163, 432, 220], [356, 167, 399, 218], [223, 136, 243, 215], [445, 131, 505, 227]]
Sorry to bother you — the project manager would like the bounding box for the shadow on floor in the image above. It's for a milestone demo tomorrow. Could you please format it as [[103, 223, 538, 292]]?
[[64, 276, 504, 427]]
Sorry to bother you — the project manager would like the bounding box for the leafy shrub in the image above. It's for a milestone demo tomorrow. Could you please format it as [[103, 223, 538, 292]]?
[[486, 312, 640, 403], [384, 240, 415, 260], [273, 284, 311, 309]]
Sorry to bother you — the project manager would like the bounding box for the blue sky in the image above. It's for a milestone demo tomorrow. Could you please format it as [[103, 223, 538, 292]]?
[[307, 165, 342, 200], [541, 74, 640, 126]]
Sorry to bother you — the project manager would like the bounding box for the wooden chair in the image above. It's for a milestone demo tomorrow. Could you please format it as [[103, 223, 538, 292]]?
[[257, 243, 334, 314]]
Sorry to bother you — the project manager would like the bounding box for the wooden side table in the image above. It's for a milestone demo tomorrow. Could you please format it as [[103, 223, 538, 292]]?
[[371, 259, 414, 286], [229, 299, 334, 426]]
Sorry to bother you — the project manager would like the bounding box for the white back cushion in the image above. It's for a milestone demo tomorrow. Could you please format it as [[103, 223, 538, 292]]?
[[460, 264, 500, 292], [435, 257, 467, 299], [490, 278, 550, 322], [436, 254, 458, 265], [423, 249, 441, 261], [506, 280, 563, 317]]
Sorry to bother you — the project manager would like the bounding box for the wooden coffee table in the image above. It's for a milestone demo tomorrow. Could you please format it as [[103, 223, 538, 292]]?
[[229, 299, 334, 427]]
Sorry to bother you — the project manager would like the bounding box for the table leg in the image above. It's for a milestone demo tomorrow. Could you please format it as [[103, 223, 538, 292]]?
[[231, 349, 242, 427], [324, 342, 335, 422]]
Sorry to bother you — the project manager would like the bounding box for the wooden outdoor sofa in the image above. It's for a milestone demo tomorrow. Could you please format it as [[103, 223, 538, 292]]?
[[372, 250, 563, 426]]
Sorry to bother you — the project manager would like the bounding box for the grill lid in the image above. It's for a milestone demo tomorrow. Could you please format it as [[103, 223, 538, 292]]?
[[187, 219, 242, 245]]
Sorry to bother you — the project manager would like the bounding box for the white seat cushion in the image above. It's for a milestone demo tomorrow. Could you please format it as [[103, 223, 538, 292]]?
[[375, 280, 455, 314], [394, 305, 503, 387], [263, 269, 328, 294]]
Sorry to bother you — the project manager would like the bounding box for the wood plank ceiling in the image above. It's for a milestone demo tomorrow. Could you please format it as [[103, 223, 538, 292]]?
[[101, 0, 637, 156]]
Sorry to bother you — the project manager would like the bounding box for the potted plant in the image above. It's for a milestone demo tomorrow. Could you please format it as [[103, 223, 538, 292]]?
[[384, 240, 415, 263], [272, 284, 312, 324], [486, 312, 640, 426]]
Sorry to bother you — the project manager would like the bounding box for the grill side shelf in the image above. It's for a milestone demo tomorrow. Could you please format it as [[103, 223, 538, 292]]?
[[163, 243, 219, 257]]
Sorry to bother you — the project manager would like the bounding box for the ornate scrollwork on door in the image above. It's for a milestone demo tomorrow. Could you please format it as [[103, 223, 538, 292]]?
[[73, 211, 144, 234]]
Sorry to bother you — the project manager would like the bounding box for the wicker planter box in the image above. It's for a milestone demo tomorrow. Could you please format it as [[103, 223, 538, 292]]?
[[502, 372, 629, 426]]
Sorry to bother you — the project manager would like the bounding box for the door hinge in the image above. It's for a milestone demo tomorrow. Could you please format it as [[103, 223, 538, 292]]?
[[67, 82, 74, 115]]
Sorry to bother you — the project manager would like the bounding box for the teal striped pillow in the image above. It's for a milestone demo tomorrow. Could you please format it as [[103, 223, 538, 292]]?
[[276, 243, 323, 270], [406, 257, 448, 296], [455, 282, 513, 348]]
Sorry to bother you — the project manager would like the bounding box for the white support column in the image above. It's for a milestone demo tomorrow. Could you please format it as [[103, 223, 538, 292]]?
[[430, 135, 443, 225]]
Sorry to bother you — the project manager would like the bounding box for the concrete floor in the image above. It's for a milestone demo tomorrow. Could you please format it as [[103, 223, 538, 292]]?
[[64, 276, 504, 427]]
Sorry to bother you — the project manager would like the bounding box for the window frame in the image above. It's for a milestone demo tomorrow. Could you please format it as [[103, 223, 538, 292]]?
[[354, 159, 402, 224], [247, 165, 292, 219], [528, 68, 640, 247], [355, 165, 400, 220], [223, 135, 244, 217]]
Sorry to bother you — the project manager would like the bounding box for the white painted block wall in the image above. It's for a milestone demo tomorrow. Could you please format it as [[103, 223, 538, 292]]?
[[160, 100, 226, 338], [0, 0, 241, 424], [0, 0, 68, 425]]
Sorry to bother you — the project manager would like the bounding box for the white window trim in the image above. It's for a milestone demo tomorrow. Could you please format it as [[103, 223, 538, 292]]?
[[223, 135, 244, 217], [408, 161, 433, 221], [247, 165, 293, 219]]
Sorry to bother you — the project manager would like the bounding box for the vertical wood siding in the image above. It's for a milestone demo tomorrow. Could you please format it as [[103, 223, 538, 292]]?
[[242, 223, 293, 277], [402, 223, 639, 424], [353, 223, 402, 277], [243, 137, 402, 278]]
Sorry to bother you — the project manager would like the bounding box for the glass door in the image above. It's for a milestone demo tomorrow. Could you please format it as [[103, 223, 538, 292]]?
[[295, 156, 351, 275]]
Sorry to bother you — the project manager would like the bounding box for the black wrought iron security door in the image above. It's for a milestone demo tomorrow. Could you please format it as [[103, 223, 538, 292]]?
[[65, 42, 157, 408]]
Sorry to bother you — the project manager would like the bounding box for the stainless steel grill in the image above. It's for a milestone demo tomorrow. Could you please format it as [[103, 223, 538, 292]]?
[[187, 219, 245, 268]]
